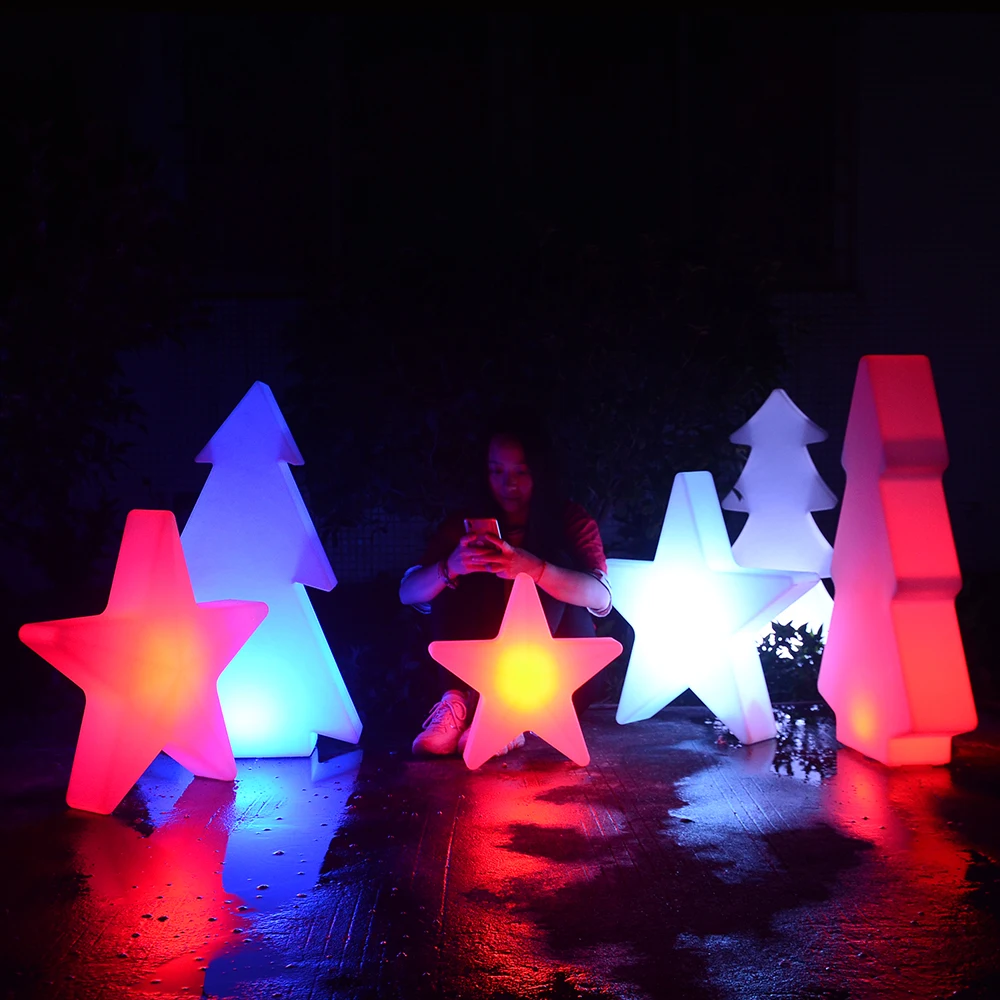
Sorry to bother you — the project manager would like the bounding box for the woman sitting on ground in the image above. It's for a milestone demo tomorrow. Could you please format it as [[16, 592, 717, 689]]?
[[399, 414, 613, 757]]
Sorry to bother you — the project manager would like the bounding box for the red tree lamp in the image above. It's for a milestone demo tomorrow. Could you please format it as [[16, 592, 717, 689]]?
[[817, 355, 977, 765]]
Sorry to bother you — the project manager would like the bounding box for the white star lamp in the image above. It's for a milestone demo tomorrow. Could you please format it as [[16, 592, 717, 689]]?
[[182, 382, 362, 758], [610, 471, 819, 744]]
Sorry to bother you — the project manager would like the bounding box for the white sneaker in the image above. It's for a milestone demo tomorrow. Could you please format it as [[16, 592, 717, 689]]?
[[411, 690, 469, 755], [457, 728, 526, 758]]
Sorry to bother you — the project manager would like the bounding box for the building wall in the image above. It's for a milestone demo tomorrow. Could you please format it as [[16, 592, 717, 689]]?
[[35, 13, 995, 582], [114, 298, 304, 523], [778, 13, 1000, 575]]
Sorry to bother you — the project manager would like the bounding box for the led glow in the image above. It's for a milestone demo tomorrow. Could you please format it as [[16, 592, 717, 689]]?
[[496, 645, 559, 712], [817, 355, 977, 765], [182, 381, 362, 758], [722, 388, 836, 637], [610, 472, 818, 744], [724, 389, 837, 573], [19, 510, 267, 815], [429, 573, 622, 768]]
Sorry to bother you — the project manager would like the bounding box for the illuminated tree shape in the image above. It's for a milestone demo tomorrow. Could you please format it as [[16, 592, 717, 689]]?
[[724, 389, 837, 573], [722, 388, 837, 637], [817, 355, 977, 765], [428, 573, 622, 768], [610, 472, 818, 744], [181, 381, 362, 758], [19, 510, 267, 815]]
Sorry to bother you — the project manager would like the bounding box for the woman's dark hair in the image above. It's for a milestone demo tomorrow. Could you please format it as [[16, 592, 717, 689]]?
[[470, 408, 569, 555]]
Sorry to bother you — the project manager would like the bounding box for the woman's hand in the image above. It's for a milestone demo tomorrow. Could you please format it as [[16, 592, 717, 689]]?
[[477, 537, 546, 582], [445, 533, 498, 577]]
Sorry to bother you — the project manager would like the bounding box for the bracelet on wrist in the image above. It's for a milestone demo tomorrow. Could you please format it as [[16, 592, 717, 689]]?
[[439, 558, 458, 589], [534, 560, 548, 585]]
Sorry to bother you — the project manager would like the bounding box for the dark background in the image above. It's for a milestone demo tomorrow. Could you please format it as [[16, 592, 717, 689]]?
[[2, 13, 998, 726]]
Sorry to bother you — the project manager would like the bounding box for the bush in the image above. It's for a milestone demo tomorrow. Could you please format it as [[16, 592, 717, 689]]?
[[757, 620, 827, 704]]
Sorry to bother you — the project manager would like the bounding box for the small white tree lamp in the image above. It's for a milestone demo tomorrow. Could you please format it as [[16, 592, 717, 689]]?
[[722, 388, 836, 638]]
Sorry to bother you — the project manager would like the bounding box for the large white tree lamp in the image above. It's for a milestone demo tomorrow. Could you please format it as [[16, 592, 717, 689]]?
[[182, 382, 362, 758]]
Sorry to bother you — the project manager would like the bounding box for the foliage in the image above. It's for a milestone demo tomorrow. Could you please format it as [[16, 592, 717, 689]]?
[[284, 226, 787, 559], [0, 92, 190, 596], [757, 620, 827, 703], [589, 613, 829, 712]]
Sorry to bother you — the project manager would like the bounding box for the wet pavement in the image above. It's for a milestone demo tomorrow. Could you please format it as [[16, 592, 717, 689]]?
[[1, 703, 999, 1000]]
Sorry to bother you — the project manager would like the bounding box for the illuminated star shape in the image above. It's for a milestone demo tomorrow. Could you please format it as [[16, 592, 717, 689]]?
[[609, 472, 818, 744], [429, 573, 622, 768], [19, 510, 268, 815]]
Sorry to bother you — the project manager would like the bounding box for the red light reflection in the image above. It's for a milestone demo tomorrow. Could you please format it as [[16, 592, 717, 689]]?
[[67, 776, 244, 995], [826, 749, 965, 863], [417, 752, 604, 994]]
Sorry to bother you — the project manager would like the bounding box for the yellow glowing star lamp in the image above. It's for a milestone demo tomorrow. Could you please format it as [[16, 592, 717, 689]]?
[[181, 381, 362, 757], [610, 472, 818, 744], [817, 355, 977, 765], [428, 573, 622, 768], [19, 510, 267, 815], [722, 388, 837, 637]]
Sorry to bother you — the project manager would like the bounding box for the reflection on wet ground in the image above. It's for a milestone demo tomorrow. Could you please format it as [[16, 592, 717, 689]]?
[[1, 705, 998, 999]]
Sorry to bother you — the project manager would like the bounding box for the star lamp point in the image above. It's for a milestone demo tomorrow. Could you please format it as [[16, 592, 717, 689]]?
[[19, 509, 267, 815], [610, 471, 818, 745], [428, 573, 622, 769]]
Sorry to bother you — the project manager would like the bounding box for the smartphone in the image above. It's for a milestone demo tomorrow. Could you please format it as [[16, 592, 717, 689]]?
[[464, 517, 502, 543]]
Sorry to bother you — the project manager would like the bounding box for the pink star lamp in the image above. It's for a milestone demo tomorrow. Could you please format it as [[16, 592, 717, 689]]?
[[19, 510, 268, 814], [428, 573, 622, 768]]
